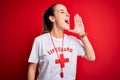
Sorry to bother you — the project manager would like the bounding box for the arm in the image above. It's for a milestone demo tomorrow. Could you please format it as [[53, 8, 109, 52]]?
[[68, 14, 95, 61], [80, 33, 95, 61], [28, 63, 38, 80]]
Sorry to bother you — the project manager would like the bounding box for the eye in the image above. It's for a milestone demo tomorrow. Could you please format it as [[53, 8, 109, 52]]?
[[60, 11, 64, 13]]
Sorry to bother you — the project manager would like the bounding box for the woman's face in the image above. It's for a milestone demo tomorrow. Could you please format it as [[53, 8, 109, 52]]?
[[53, 4, 70, 30]]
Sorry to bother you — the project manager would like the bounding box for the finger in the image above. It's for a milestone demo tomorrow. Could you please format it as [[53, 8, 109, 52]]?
[[76, 14, 81, 23], [75, 14, 81, 26], [78, 15, 81, 23], [74, 14, 79, 25], [74, 14, 77, 26], [76, 14, 79, 22], [80, 17, 84, 26], [78, 15, 85, 29], [79, 15, 84, 24], [77, 15, 84, 26]]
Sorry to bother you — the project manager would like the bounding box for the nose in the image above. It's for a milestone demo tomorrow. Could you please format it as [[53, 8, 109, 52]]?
[[66, 12, 70, 17]]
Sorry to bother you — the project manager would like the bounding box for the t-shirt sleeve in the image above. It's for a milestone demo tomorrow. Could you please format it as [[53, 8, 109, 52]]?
[[28, 38, 40, 63], [76, 39, 85, 57]]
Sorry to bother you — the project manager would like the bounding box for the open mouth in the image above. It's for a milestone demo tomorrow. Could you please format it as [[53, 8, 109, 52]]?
[[65, 19, 69, 24]]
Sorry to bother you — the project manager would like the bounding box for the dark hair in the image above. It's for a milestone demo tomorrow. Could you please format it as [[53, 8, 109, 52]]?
[[42, 4, 58, 34]]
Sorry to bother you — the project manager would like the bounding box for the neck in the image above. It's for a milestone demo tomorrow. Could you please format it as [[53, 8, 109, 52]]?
[[50, 27, 64, 39]]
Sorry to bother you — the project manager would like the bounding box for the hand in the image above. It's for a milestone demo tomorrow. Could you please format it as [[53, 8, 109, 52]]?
[[68, 14, 85, 35]]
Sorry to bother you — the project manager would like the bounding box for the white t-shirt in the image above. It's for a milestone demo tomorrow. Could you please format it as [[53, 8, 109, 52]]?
[[28, 33, 85, 80]]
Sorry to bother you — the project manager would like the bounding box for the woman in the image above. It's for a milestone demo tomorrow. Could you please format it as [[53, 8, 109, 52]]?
[[28, 3, 95, 80]]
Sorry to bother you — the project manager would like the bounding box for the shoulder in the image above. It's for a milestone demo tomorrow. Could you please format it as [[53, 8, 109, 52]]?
[[34, 33, 49, 42]]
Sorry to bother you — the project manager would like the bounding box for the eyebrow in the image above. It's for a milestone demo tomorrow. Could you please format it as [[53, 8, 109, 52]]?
[[58, 9, 64, 12], [57, 9, 69, 13]]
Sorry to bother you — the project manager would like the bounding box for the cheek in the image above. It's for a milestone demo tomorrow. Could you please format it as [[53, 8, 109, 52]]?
[[58, 16, 64, 22], [55, 16, 70, 30], [56, 17, 64, 25]]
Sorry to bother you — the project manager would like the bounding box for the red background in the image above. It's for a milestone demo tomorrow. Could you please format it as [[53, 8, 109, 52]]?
[[0, 0, 120, 80]]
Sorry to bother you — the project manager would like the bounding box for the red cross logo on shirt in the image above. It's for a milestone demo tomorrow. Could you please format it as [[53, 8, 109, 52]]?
[[55, 54, 69, 68]]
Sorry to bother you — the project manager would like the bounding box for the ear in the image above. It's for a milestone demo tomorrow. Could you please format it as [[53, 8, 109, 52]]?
[[49, 15, 55, 22]]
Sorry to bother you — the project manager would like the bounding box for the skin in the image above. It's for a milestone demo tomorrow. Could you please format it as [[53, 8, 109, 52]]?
[[49, 4, 70, 38], [28, 4, 95, 80]]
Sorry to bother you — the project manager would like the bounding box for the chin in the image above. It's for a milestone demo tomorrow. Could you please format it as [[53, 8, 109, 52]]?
[[64, 26, 70, 30], [63, 25, 70, 30]]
